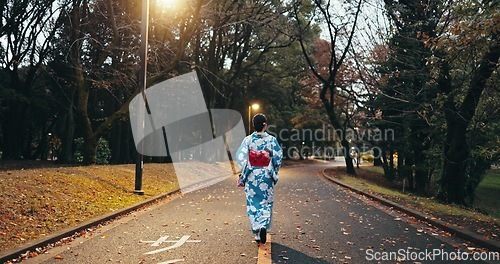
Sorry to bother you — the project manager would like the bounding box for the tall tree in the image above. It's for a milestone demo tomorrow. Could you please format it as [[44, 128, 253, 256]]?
[[47, 0, 303, 164], [191, 0, 296, 111], [372, 0, 441, 194], [293, 0, 364, 174], [51, 0, 202, 164], [426, 0, 499, 204], [0, 0, 67, 159]]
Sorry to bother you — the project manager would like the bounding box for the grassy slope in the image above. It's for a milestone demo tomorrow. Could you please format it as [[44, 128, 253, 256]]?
[[0, 163, 181, 252]]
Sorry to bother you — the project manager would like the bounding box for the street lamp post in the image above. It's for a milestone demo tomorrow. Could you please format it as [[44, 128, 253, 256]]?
[[134, 0, 150, 195], [248, 103, 260, 134]]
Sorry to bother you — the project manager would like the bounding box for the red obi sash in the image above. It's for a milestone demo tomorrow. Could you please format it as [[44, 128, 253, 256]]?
[[249, 149, 271, 167]]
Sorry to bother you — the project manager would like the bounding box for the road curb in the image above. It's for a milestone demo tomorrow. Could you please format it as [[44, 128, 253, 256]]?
[[0, 189, 181, 263], [321, 169, 500, 252]]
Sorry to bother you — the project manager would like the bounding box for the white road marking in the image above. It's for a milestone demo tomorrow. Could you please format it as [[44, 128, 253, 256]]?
[[143, 235, 201, 255], [157, 259, 185, 264]]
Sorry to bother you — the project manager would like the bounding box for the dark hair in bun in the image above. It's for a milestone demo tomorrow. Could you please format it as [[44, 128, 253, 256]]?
[[252, 113, 267, 132]]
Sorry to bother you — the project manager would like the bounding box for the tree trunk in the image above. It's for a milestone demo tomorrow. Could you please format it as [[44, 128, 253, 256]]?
[[399, 153, 414, 191], [438, 39, 499, 205], [22, 129, 33, 159], [74, 68, 97, 165], [33, 118, 57, 161], [373, 147, 383, 166], [122, 124, 133, 163], [321, 86, 356, 175], [3, 105, 29, 159], [83, 135, 98, 165], [1, 71, 27, 159], [381, 149, 391, 179], [414, 147, 428, 195], [442, 133, 468, 204], [110, 122, 122, 164], [440, 119, 468, 204], [384, 149, 395, 180], [59, 108, 75, 163], [341, 139, 356, 174], [76, 86, 97, 164], [39, 123, 49, 161]]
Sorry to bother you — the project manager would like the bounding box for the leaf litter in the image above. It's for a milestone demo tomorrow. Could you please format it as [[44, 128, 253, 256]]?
[[0, 163, 183, 254]]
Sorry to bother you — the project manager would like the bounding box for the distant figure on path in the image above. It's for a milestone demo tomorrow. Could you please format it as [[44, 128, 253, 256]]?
[[236, 113, 283, 244]]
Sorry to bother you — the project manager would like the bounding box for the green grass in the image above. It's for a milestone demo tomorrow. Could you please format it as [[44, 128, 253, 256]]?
[[339, 176, 405, 198], [332, 167, 500, 227], [474, 169, 500, 218], [357, 167, 500, 219], [358, 165, 384, 174]]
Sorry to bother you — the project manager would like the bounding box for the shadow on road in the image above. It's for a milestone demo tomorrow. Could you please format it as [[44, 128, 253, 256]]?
[[272, 243, 331, 263]]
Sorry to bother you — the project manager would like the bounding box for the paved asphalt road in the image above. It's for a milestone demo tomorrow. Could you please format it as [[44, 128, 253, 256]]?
[[25, 161, 492, 264]]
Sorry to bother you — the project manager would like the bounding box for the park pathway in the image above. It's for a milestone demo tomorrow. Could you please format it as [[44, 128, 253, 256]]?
[[26, 161, 490, 263]]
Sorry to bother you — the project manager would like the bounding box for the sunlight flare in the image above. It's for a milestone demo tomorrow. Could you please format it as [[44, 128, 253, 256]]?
[[156, 0, 177, 9]]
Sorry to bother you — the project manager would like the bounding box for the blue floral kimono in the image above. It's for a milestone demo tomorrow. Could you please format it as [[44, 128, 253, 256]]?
[[236, 132, 283, 234]]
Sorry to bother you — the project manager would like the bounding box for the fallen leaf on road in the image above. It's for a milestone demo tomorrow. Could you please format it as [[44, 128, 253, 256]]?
[[54, 255, 63, 259]]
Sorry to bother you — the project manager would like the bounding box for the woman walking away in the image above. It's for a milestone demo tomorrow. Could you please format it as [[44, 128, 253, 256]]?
[[236, 113, 283, 244]]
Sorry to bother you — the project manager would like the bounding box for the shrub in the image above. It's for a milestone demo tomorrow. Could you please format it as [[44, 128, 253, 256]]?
[[361, 153, 374, 163], [74, 137, 111, 164]]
